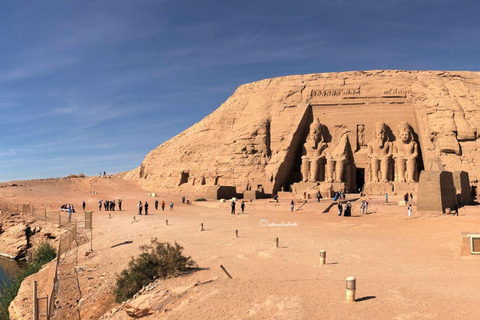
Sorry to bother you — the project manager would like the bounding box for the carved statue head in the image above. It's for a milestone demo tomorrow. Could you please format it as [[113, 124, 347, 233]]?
[[309, 118, 323, 144], [374, 122, 387, 142], [397, 122, 412, 143]]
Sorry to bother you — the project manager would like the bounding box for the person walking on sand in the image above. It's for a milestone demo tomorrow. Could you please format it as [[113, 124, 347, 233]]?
[[290, 200, 294, 212], [82, 201, 86, 212], [145, 201, 149, 215], [118, 199, 122, 211], [68, 204, 73, 223], [317, 191, 321, 203], [231, 200, 236, 215], [169, 201, 174, 211], [138, 201, 143, 215], [241, 201, 245, 214], [162, 201, 165, 211], [98, 200, 103, 211], [338, 202, 343, 216], [385, 193, 388, 203], [155, 200, 159, 210], [408, 203, 412, 217]]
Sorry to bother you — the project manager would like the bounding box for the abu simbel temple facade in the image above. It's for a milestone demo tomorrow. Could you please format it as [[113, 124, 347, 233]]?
[[125, 70, 479, 207]]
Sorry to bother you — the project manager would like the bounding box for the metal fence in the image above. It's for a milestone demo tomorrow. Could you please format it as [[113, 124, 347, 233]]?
[[32, 223, 82, 319], [1, 203, 91, 319]]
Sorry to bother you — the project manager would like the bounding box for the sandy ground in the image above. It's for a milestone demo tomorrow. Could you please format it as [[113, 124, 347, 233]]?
[[1, 176, 480, 320]]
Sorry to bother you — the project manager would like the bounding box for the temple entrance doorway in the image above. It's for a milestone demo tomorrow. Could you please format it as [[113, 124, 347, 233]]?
[[356, 168, 365, 192]]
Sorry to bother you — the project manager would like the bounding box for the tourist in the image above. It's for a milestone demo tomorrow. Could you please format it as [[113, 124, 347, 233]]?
[[404, 193, 409, 202], [182, 196, 185, 204], [317, 191, 321, 203], [385, 193, 388, 203], [113, 200, 116, 211], [138, 201, 143, 215], [162, 201, 165, 211], [274, 195, 278, 203], [68, 204, 73, 223], [145, 201, 149, 215], [338, 202, 343, 216], [344, 201, 351, 217], [82, 201, 86, 212], [360, 201, 365, 215], [104, 200, 108, 211], [364, 200, 369, 214], [231, 200, 236, 214], [408, 203, 412, 217], [98, 200, 103, 211], [290, 200, 294, 212], [155, 200, 159, 210], [454, 203, 459, 216], [341, 192, 346, 200], [118, 199, 122, 211], [169, 201, 174, 211], [410, 193, 413, 202], [241, 201, 245, 214]]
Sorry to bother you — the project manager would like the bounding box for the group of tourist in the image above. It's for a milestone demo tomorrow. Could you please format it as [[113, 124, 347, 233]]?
[[337, 201, 352, 216], [230, 200, 246, 214], [98, 199, 122, 211], [333, 191, 346, 201], [403, 193, 414, 203], [138, 200, 173, 215], [60, 204, 76, 223]]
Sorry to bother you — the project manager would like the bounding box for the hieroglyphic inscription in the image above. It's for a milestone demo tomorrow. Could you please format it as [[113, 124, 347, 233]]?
[[311, 88, 361, 98], [383, 89, 411, 96]]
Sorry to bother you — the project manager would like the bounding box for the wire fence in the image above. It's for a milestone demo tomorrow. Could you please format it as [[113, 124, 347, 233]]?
[[0, 202, 91, 320]]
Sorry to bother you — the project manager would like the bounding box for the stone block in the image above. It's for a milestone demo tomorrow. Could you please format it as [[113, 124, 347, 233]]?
[[452, 171, 473, 206], [206, 186, 237, 200], [417, 171, 456, 212]]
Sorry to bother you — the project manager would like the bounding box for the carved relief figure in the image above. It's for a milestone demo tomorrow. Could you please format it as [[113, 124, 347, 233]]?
[[357, 124, 366, 150], [325, 125, 350, 183], [393, 122, 418, 182], [367, 122, 393, 182], [301, 118, 327, 182]]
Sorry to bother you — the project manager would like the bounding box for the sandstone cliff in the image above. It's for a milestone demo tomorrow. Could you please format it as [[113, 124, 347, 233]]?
[[125, 70, 480, 195]]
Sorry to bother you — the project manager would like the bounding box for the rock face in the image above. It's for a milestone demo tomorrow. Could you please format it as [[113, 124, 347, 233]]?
[[125, 70, 480, 196]]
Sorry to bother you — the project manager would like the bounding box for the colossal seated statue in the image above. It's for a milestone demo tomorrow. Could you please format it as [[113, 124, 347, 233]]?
[[301, 118, 327, 182], [325, 126, 349, 183], [393, 122, 418, 182], [367, 122, 393, 182]]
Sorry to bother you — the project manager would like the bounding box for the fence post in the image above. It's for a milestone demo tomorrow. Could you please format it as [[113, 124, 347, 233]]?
[[33, 281, 39, 320]]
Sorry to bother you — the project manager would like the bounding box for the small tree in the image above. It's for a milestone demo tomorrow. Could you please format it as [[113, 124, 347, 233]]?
[[114, 240, 196, 302]]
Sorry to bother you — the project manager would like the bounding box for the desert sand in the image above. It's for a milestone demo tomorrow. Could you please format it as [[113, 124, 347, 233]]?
[[2, 175, 479, 319]]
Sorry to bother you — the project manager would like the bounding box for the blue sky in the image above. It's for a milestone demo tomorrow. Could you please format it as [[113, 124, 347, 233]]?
[[1, 0, 479, 181]]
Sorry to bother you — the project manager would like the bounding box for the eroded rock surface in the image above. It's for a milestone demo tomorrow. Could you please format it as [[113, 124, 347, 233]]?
[[125, 70, 480, 194]]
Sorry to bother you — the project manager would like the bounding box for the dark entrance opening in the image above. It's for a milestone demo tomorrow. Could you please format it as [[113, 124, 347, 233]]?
[[355, 168, 365, 193]]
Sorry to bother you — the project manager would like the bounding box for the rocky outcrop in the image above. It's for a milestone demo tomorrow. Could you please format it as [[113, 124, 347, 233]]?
[[125, 70, 480, 195], [0, 212, 62, 260]]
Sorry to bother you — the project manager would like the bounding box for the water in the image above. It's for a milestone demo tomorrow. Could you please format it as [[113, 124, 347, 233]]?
[[0, 257, 24, 286]]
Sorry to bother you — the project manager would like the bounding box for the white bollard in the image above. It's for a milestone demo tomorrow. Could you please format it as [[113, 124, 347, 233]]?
[[346, 277, 356, 302], [319, 250, 326, 265]]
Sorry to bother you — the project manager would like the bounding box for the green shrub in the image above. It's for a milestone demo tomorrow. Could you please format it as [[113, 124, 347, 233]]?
[[32, 242, 57, 266], [114, 240, 196, 303], [0, 242, 56, 319], [194, 198, 207, 201]]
